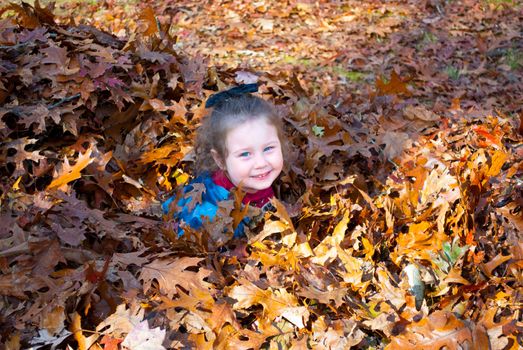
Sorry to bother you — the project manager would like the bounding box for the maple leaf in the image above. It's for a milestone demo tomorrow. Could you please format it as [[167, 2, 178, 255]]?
[[47, 147, 94, 190], [100, 335, 123, 350], [376, 71, 411, 96]]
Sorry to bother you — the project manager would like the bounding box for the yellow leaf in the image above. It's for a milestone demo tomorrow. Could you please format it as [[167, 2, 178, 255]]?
[[338, 247, 369, 292], [332, 210, 350, 242], [12, 176, 22, 190], [311, 210, 351, 265], [48, 148, 94, 190], [486, 150, 508, 177], [361, 237, 374, 261], [175, 171, 189, 185], [229, 279, 300, 321]]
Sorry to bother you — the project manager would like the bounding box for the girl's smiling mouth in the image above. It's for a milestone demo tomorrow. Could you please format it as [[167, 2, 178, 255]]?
[[251, 170, 272, 179]]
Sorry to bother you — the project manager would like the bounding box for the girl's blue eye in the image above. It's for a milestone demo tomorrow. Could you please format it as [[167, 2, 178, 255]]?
[[264, 146, 275, 152], [239, 151, 250, 158]]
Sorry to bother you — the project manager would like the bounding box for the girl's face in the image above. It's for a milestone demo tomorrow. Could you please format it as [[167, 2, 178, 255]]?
[[214, 118, 283, 193]]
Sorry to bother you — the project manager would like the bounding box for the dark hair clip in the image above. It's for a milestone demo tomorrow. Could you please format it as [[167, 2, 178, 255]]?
[[205, 83, 258, 108]]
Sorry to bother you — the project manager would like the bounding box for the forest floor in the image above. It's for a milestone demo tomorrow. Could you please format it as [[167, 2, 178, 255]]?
[[0, 1, 522, 349]]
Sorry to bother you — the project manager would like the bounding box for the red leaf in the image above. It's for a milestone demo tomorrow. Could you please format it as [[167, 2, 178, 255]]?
[[100, 335, 123, 350]]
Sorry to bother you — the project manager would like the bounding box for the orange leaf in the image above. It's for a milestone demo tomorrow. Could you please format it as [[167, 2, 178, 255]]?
[[386, 311, 481, 350], [70, 312, 87, 350], [139, 6, 159, 37], [100, 335, 122, 350], [48, 148, 94, 190], [376, 70, 411, 96], [230, 186, 250, 229], [472, 125, 501, 147], [486, 150, 508, 177], [450, 98, 461, 111], [0, 3, 40, 29]]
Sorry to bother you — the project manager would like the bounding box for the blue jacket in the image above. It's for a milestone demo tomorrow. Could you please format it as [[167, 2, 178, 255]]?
[[162, 174, 247, 237]]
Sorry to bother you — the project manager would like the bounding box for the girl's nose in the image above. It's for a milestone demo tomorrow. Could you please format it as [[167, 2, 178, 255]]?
[[254, 153, 269, 168]]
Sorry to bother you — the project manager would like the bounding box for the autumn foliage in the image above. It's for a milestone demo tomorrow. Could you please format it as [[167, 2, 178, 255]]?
[[0, 1, 522, 349]]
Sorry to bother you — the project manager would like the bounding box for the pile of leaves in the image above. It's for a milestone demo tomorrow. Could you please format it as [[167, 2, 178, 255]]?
[[1, 1, 522, 349]]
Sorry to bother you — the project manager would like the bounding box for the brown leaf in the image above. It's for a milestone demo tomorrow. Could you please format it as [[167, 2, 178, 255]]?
[[41, 44, 68, 66], [207, 300, 241, 331], [29, 239, 65, 275], [386, 311, 485, 350], [229, 278, 302, 322], [5, 332, 20, 350], [96, 304, 144, 338], [1, 3, 40, 29], [138, 7, 159, 37], [481, 253, 512, 277], [403, 105, 439, 122], [139, 257, 213, 298], [6, 137, 45, 177], [376, 71, 411, 96]]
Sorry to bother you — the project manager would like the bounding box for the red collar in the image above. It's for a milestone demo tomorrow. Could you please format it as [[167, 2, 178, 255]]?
[[211, 170, 274, 208]]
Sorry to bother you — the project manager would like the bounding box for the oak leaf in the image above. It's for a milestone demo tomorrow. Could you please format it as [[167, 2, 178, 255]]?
[[121, 320, 166, 350], [139, 257, 213, 298], [229, 278, 303, 322], [47, 147, 94, 190], [386, 311, 483, 350], [96, 304, 144, 338]]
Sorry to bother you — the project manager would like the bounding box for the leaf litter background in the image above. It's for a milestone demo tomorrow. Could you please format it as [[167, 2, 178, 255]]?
[[0, 0, 522, 349]]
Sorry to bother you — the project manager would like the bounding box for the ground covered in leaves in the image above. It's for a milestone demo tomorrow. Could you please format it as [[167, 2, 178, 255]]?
[[0, 1, 522, 349]]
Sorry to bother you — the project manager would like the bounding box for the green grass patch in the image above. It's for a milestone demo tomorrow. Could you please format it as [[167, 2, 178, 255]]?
[[332, 66, 366, 82], [282, 55, 313, 67], [482, 0, 522, 9], [280, 55, 367, 82], [445, 65, 461, 80], [504, 48, 522, 70]]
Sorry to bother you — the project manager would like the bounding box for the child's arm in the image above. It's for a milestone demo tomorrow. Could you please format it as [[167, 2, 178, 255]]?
[[162, 175, 231, 235]]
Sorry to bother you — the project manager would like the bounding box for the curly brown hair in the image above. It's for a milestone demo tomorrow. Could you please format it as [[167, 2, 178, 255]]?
[[194, 93, 286, 175]]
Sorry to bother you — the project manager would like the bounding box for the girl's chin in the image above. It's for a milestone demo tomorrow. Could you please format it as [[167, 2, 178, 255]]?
[[243, 179, 274, 192]]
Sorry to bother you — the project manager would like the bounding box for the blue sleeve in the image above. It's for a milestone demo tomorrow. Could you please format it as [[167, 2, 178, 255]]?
[[163, 174, 242, 236]]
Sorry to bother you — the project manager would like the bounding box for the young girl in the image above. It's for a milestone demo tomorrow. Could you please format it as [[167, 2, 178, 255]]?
[[163, 84, 284, 237]]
